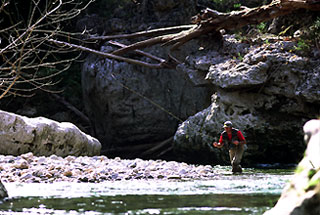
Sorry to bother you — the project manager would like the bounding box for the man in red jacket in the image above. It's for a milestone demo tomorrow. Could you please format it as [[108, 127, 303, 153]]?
[[213, 121, 247, 173]]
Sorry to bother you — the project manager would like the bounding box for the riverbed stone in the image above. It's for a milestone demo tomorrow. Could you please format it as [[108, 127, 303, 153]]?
[[0, 110, 101, 157], [0, 152, 219, 183], [264, 119, 320, 215]]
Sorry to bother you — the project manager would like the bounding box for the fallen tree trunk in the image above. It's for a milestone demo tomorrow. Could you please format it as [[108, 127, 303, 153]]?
[[110, 0, 320, 55], [52, 0, 320, 68]]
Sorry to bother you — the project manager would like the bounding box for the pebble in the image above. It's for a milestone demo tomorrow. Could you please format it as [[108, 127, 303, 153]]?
[[0, 152, 217, 183]]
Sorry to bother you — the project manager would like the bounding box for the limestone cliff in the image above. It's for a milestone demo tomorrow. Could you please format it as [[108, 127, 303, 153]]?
[[173, 34, 320, 165]]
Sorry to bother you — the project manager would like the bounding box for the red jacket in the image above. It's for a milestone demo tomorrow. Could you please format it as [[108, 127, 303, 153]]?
[[219, 128, 245, 149]]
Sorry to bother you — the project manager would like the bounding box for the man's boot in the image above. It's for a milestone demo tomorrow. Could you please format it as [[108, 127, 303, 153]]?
[[232, 164, 242, 174]]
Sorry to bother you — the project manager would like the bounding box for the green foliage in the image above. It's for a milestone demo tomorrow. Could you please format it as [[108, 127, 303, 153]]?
[[307, 169, 317, 179], [257, 22, 267, 33], [233, 52, 244, 61], [295, 165, 304, 174], [305, 177, 320, 191], [237, 52, 243, 61], [233, 3, 241, 9], [212, 0, 224, 3], [294, 39, 310, 52], [289, 16, 320, 54]]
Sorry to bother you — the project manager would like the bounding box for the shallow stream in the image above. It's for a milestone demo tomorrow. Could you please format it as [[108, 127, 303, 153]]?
[[0, 166, 294, 215]]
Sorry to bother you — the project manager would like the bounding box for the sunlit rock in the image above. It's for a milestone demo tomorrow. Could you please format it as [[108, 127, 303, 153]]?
[[264, 119, 320, 215], [0, 110, 101, 157], [173, 36, 320, 165]]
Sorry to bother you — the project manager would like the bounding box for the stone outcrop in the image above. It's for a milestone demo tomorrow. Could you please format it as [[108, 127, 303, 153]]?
[[0, 110, 101, 157], [0, 180, 8, 200], [173, 35, 320, 165], [264, 119, 320, 215], [82, 43, 211, 151]]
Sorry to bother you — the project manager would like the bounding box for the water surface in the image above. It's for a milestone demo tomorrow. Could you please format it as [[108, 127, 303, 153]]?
[[0, 167, 294, 215]]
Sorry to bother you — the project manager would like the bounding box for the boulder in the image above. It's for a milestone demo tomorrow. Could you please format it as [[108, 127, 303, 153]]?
[[0, 180, 8, 200], [264, 119, 320, 215], [173, 35, 320, 165], [0, 110, 101, 157]]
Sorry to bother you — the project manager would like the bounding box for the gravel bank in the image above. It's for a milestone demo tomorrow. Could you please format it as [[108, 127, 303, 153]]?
[[0, 152, 217, 183]]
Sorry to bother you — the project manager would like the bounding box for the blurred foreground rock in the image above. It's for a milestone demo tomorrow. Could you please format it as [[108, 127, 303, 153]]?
[[264, 119, 320, 215], [0, 110, 101, 157]]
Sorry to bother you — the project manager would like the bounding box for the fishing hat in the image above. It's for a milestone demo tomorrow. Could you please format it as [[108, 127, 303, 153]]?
[[223, 121, 232, 128]]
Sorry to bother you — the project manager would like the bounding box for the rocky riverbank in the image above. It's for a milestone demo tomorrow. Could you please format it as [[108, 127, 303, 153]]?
[[0, 152, 216, 183]]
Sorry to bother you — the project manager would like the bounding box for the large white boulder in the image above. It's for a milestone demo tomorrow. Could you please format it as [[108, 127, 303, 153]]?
[[0, 110, 101, 157]]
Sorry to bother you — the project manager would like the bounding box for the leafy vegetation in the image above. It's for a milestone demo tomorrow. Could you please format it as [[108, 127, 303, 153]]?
[[257, 22, 267, 33], [292, 16, 320, 54]]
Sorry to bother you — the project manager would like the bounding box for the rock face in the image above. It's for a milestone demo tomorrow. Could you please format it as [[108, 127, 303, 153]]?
[[0, 180, 8, 200], [82, 45, 211, 151], [264, 119, 320, 215], [81, 0, 211, 153], [173, 35, 320, 165], [0, 110, 101, 157]]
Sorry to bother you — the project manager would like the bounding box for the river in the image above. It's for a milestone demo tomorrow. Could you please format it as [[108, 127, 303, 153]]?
[[0, 166, 294, 215]]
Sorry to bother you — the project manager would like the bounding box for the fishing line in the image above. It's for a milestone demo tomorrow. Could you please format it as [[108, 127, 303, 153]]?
[[109, 71, 216, 147], [110, 72, 184, 123]]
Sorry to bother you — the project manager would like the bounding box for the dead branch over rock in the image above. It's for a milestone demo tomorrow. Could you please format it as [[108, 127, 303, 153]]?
[[52, 0, 320, 69]]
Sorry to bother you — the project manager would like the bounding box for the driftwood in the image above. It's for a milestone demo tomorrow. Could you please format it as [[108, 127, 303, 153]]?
[[50, 0, 320, 69]]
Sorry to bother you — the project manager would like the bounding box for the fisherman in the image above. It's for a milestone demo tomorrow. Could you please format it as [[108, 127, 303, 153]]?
[[213, 121, 247, 173]]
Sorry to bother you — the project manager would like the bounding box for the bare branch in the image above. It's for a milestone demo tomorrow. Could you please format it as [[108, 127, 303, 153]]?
[[108, 40, 166, 63], [87, 25, 196, 42], [49, 39, 177, 69], [0, 0, 94, 98]]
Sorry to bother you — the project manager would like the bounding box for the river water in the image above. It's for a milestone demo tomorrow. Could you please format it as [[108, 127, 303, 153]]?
[[0, 166, 294, 215]]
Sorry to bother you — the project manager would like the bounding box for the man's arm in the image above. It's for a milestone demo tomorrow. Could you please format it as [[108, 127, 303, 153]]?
[[213, 135, 224, 148]]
